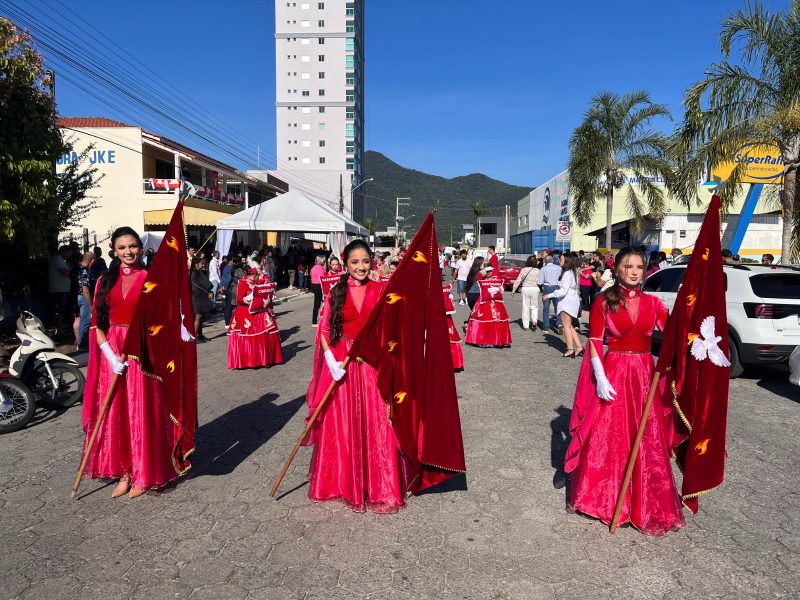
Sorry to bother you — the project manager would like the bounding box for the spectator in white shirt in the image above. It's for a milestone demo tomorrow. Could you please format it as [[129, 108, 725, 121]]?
[[452, 250, 472, 306], [208, 250, 221, 312]]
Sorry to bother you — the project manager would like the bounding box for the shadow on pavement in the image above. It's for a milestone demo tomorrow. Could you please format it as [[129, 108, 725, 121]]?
[[280, 325, 300, 342], [748, 365, 798, 403], [418, 472, 468, 496], [192, 392, 305, 477], [281, 340, 311, 363], [550, 405, 571, 497]]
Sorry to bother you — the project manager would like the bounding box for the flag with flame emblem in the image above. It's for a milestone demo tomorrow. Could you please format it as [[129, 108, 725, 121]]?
[[121, 200, 198, 476], [348, 212, 466, 494], [655, 194, 729, 513]]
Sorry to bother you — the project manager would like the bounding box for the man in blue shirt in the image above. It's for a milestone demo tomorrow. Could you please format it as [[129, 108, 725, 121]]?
[[537, 254, 562, 332]]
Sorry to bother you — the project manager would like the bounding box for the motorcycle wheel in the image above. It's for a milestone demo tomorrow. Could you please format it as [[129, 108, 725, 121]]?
[[0, 379, 36, 434], [26, 363, 85, 409]]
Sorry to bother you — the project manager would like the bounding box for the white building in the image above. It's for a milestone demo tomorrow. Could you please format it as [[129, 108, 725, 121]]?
[[271, 0, 365, 220]]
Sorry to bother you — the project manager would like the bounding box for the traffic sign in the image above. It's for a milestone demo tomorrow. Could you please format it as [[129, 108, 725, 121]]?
[[556, 221, 572, 242]]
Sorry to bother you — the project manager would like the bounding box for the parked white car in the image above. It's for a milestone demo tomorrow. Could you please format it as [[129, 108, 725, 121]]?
[[645, 264, 800, 378]]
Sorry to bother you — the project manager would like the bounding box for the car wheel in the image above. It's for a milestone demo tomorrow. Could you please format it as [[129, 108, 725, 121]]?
[[729, 338, 744, 379]]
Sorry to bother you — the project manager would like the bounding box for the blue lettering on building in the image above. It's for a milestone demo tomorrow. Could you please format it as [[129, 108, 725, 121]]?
[[56, 149, 118, 165]]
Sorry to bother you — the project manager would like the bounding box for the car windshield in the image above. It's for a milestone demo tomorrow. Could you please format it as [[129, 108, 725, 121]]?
[[750, 273, 800, 299], [500, 259, 527, 268]]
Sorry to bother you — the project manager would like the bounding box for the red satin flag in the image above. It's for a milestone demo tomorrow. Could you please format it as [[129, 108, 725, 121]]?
[[656, 194, 730, 513], [121, 201, 198, 476], [349, 212, 466, 493]]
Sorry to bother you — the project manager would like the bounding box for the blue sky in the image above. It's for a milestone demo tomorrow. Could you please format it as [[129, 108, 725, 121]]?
[[47, 0, 791, 188]]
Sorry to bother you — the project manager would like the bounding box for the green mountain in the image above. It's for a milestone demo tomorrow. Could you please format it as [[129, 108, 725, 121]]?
[[362, 151, 532, 245]]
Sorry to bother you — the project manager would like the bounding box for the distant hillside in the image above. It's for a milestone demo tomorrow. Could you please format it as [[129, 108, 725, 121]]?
[[362, 151, 532, 244]]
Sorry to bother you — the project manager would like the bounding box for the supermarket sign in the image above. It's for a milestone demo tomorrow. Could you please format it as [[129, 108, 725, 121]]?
[[710, 143, 784, 184]]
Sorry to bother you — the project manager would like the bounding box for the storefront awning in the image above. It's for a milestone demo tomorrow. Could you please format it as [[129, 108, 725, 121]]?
[[143, 198, 240, 228]]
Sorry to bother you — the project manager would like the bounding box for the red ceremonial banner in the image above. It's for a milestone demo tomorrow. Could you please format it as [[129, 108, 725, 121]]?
[[348, 212, 466, 493], [656, 195, 730, 513], [121, 201, 198, 476]]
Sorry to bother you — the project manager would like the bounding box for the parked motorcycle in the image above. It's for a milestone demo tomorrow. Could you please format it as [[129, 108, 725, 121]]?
[[0, 372, 37, 434], [9, 311, 85, 411]]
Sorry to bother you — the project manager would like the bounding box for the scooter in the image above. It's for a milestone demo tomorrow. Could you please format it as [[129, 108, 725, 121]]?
[[9, 311, 85, 411]]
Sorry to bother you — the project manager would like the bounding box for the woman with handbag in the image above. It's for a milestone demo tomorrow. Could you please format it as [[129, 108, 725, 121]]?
[[543, 252, 583, 357], [511, 255, 541, 331]]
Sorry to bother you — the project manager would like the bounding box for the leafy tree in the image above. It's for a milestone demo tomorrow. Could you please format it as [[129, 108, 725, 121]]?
[[671, 1, 800, 260], [0, 18, 96, 260], [568, 91, 673, 250]]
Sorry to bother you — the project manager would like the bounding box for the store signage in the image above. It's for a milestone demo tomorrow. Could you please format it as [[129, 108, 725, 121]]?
[[57, 149, 117, 165], [710, 143, 784, 184]]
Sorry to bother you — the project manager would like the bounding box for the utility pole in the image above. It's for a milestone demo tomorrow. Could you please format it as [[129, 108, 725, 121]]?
[[504, 205, 509, 254], [338, 174, 344, 213], [395, 197, 410, 249]]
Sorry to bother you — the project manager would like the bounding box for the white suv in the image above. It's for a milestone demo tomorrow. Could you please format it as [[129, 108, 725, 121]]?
[[645, 264, 800, 378]]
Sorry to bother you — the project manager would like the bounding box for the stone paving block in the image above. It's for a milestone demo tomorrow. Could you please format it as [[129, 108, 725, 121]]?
[[269, 539, 321, 567], [339, 564, 395, 597], [228, 562, 287, 591], [2, 573, 31, 599], [241, 586, 303, 600], [130, 581, 192, 599], [189, 583, 248, 599], [74, 581, 130, 600], [177, 556, 236, 586], [72, 555, 133, 582], [124, 556, 180, 585], [19, 575, 82, 600], [391, 565, 446, 595], [282, 563, 340, 593]]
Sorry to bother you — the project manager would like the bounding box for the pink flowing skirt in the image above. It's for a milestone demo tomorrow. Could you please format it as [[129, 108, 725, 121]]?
[[227, 331, 283, 369], [447, 315, 464, 370], [81, 326, 177, 490], [308, 343, 406, 513], [465, 320, 512, 347], [569, 351, 685, 535]]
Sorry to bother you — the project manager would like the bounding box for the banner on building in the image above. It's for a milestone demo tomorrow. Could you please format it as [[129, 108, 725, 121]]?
[[710, 143, 784, 185], [530, 170, 570, 230]]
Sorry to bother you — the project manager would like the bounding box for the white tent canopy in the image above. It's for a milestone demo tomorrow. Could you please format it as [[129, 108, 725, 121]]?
[[216, 189, 367, 236]]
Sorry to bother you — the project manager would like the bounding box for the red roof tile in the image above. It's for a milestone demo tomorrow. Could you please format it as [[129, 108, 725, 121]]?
[[57, 117, 134, 128]]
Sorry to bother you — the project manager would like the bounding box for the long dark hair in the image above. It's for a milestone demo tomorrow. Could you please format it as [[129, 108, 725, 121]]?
[[603, 245, 645, 313], [465, 256, 484, 292], [559, 252, 579, 281], [328, 239, 373, 346], [96, 226, 142, 332]]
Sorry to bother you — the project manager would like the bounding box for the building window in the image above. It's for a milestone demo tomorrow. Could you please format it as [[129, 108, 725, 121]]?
[[318, 37, 325, 44], [346, 92, 354, 102], [319, 72, 325, 79], [301, 55, 310, 62], [346, 4, 355, 16], [302, 140, 311, 148], [318, 20, 324, 26], [346, 109, 354, 119], [345, 123, 355, 137], [346, 158, 354, 170], [345, 142, 354, 153], [155, 158, 174, 179], [319, 140, 326, 147], [319, 89, 325, 96], [318, 54, 325, 61], [300, 2, 309, 8], [346, 21, 355, 32], [301, 72, 310, 79], [480, 223, 497, 235], [301, 106, 311, 113], [301, 20, 310, 27], [319, 106, 326, 113], [318, 2, 324, 8], [301, 123, 311, 130], [301, 38, 310, 45], [318, 123, 326, 131], [302, 157, 311, 164], [345, 55, 354, 68], [319, 157, 326, 164], [301, 90, 310, 96], [345, 38, 355, 51], [345, 74, 354, 85]]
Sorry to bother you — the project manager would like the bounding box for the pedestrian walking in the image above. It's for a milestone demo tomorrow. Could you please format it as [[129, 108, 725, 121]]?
[[227, 268, 284, 369], [452, 249, 471, 305], [564, 246, 685, 535], [309, 255, 326, 326], [543, 253, 583, 357], [190, 257, 213, 342], [510, 255, 541, 331], [80, 226, 178, 499], [208, 250, 221, 312], [305, 240, 406, 512], [537, 254, 562, 332]]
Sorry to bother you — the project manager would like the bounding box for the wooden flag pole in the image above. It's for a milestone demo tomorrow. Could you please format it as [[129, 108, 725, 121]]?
[[269, 356, 351, 498], [609, 371, 662, 533], [71, 355, 127, 498], [196, 228, 218, 254]]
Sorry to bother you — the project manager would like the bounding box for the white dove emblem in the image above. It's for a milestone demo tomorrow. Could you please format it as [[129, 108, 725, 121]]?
[[690, 316, 730, 367], [488, 286, 501, 296], [179, 302, 195, 342]]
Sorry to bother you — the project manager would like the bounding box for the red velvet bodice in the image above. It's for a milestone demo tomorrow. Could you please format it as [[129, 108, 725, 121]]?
[[589, 287, 668, 352], [341, 279, 384, 341], [108, 267, 147, 326]]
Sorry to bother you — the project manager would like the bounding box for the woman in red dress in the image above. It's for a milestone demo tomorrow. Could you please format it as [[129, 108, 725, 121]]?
[[465, 266, 512, 348], [442, 283, 464, 370], [81, 227, 177, 498], [227, 268, 283, 369], [565, 246, 685, 535], [305, 240, 406, 513]]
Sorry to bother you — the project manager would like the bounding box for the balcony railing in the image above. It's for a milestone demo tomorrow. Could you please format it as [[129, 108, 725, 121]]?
[[143, 178, 245, 206]]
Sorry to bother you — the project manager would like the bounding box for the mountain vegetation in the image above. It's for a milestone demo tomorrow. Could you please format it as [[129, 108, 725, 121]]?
[[362, 151, 532, 245]]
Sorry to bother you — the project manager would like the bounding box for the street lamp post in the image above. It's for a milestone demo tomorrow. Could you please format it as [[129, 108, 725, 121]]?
[[350, 177, 374, 222], [395, 197, 410, 249]]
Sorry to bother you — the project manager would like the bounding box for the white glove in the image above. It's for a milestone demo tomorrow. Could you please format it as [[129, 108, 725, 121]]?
[[591, 356, 616, 401], [324, 349, 346, 381], [100, 342, 128, 375], [243, 293, 254, 304]]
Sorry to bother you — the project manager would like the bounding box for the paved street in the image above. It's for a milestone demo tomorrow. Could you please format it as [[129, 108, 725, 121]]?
[[1, 292, 798, 599]]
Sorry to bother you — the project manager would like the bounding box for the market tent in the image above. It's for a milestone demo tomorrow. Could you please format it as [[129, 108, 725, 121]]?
[[216, 190, 367, 236]]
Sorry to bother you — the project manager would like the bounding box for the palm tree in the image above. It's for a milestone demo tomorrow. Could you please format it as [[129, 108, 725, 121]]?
[[472, 201, 491, 247], [671, 1, 800, 260], [568, 90, 673, 250], [363, 216, 378, 235]]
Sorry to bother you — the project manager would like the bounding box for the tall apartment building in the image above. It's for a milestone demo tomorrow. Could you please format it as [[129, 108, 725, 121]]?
[[274, 1, 365, 221]]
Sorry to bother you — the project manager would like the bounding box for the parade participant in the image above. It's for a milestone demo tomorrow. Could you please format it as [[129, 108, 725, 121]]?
[[388, 260, 399, 275], [227, 268, 283, 369], [486, 245, 499, 273], [327, 255, 343, 274], [80, 227, 177, 498], [565, 246, 685, 535], [510, 255, 541, 331], [543, 253, 583, 357], [443, 283, 464, 370], [465, 264, 512, 348], [305, 239, 406, 512]]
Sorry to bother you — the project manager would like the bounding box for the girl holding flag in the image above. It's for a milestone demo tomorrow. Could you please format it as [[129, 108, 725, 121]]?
[[565, 246, 684, 535]]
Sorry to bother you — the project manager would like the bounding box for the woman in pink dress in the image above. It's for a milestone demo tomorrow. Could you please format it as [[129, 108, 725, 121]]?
[[442, 284, 464, 370], [81, 227, 177, 498], [465, 267, 512, 348], [227, 268, 283, 369], [565, 246, 685, 535], [305, 239, 406, 513]]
